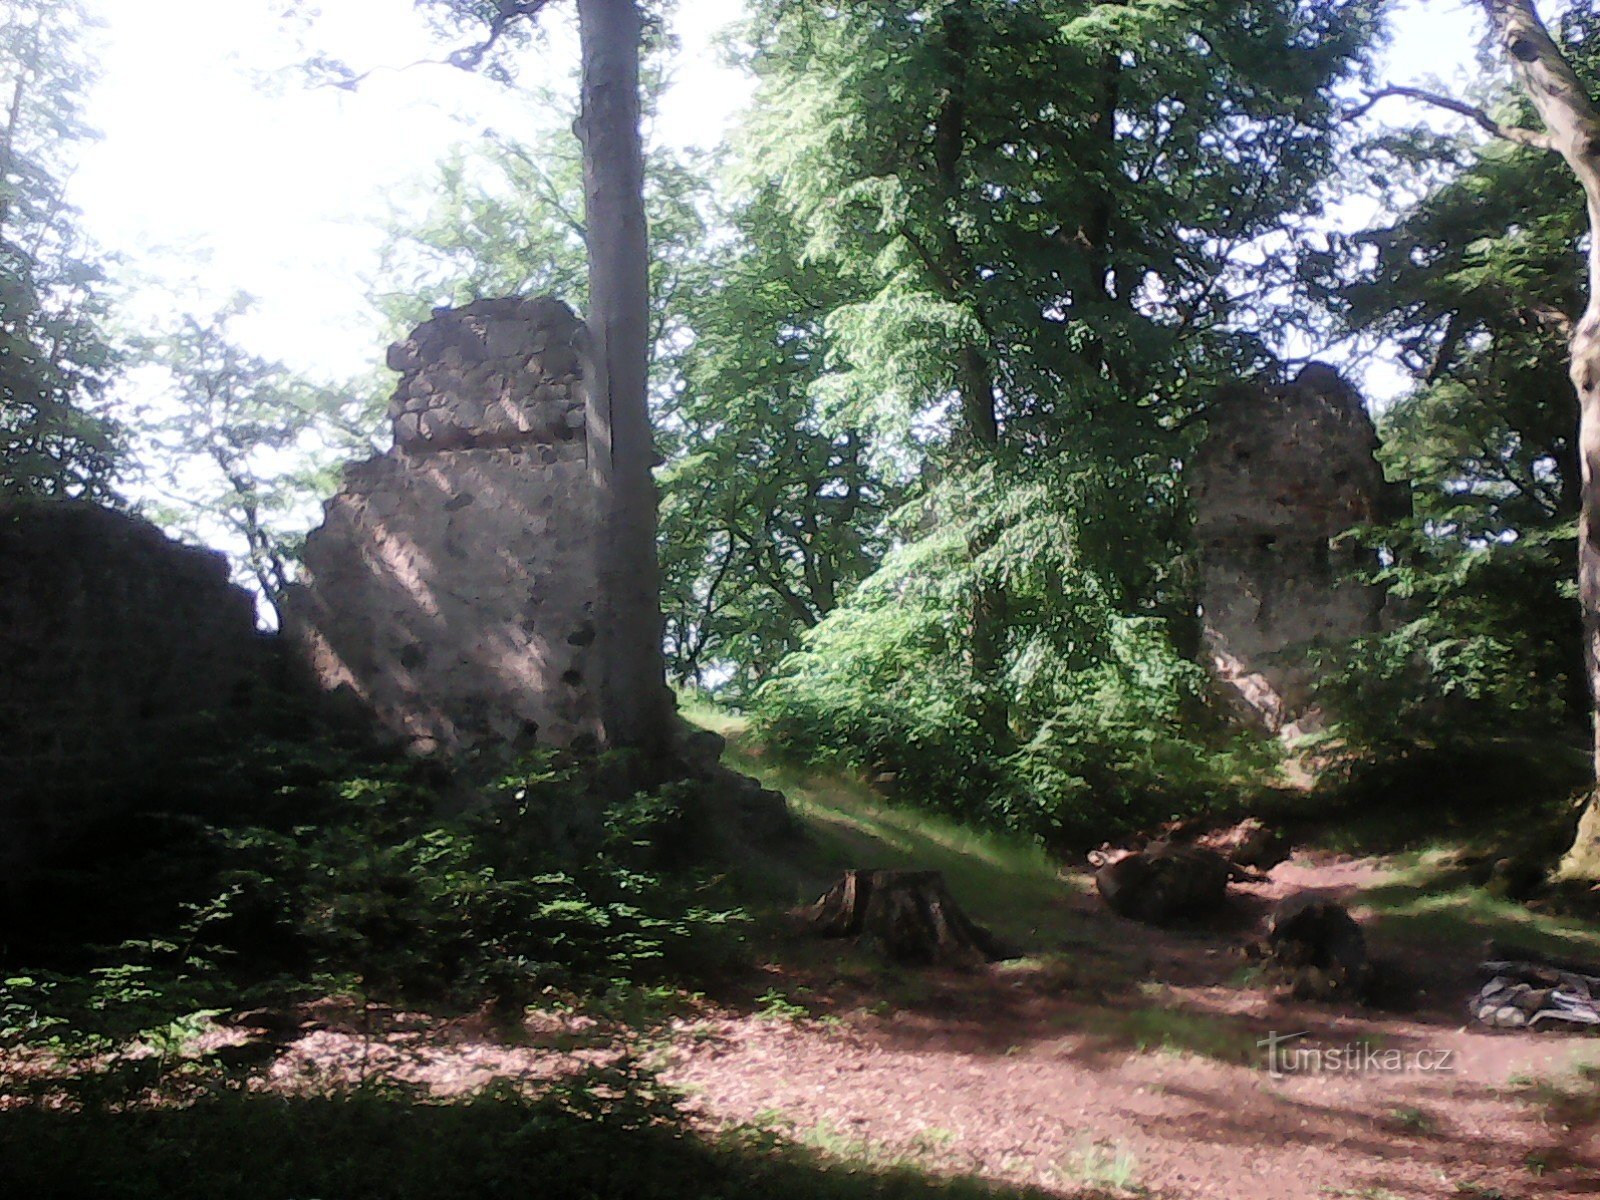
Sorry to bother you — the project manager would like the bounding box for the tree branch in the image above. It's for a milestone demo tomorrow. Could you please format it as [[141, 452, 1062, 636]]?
[[446, 1, 556, 72], [1347, 85, 1558, 152], [307, 1, 556, 91]]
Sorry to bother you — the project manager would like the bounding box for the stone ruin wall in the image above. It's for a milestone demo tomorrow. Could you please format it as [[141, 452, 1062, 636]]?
[[1190, 364, 1404, 737], [0, 502, 268, 875], [283, 296, 602, 758]]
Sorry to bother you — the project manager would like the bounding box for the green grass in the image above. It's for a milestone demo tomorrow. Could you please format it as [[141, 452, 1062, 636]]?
[[1065, 1005, 1263, 1066], [1508, 1054, 1600, 1126], [1058, 1135, 1142, 1194], [681, 700, 1072, 948], [1389, 1105, 1433, 1133], [1354, 848, 1600, 962]]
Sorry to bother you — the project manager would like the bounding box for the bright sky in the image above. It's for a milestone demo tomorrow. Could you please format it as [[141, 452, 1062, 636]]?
[[72, 0, 1487, 389], [75, 0, 752, 381]]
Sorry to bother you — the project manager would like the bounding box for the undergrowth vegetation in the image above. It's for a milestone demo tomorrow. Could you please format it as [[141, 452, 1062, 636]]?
[[751, 567, 1279, 850], [2, 735, 747, 1087]]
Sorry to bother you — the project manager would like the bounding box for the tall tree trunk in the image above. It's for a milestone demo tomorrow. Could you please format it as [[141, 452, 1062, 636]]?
[[935, 6, 1009, 749], [576, 0, 670, 756], [0, 21, 37, 238], [1478, 1, 1600, 878]]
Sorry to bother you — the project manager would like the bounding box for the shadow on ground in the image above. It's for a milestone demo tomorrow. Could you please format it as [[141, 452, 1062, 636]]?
[[0, 1071, 1096, 1200]]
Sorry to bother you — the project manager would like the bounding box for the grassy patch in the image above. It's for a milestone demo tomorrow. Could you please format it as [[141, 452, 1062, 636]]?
[[1058, 1135, 1143, 1194], [688, 705, 1072, 948], [1066, 1004, 1261, 1066], [1388, 1105, 1433, 1133], [1508, 1054, 1600, 1127], [1355, 850, 1600, 962]]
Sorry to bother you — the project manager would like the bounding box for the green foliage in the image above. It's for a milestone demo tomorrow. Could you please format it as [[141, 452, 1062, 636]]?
[[1324, 5, 1600, 747], [1314, 525, 1581, 752], [728, 0, 1380, 834], [124, 296, 374, 623], [0, 0, 121, 499], [195, 754, 745, 1004], [741, 0, 1384, 437], [659, 184, 896, 692], [372, 112, 591, 331], [3, 741, 747, 1069], [754, 460, 1272, 847]]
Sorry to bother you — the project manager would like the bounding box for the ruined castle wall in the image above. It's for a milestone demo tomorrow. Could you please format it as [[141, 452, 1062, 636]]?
[[0, 501, 268, 874], [1189, 364, 1402, 736], [283, 296, 601, 757]]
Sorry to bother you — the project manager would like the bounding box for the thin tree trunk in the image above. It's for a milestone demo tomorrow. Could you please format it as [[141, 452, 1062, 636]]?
[[0, 21, 37, 238], [577, 0, 670, 756], [1475, 1, 1600, 878], [934, 6, 1009, 749]]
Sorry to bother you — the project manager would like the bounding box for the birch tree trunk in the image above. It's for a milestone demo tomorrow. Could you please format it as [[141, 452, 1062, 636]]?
[[577, 0, 671, 755], [1477, 1, 1600, 878]]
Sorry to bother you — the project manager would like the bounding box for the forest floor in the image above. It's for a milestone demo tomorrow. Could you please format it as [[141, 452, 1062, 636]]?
[[7, 717, 1600, 1199], [175, 714, 1600, 1200]]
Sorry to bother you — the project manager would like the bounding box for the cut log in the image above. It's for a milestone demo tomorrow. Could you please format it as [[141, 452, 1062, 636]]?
[[806, 869, 1007, 967], [1092, 842, 1237, 924]]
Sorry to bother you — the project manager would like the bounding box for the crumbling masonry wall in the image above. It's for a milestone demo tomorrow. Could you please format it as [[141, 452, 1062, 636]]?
[[0, 501, 268, 875], [284, 296, 602, 757], [1189, 364, 1403, 736]]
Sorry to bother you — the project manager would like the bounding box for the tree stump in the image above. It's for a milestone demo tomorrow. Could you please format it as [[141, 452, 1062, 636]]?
[[805, 869, 1006, 967], [1261, 893, 1369, 1001]]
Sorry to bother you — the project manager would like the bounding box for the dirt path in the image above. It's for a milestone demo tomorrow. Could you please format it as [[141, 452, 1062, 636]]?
[[657, 852, 1600, 1199], [663, 992, 1595, 1198], [101, 843, 1599, 1200]]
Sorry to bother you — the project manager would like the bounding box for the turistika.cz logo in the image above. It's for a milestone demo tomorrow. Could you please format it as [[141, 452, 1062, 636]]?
[[1257, 1031, 1458, 1079]]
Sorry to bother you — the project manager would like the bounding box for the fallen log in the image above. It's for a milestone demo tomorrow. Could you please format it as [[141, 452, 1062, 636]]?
[[805, 869, 1008, 967]]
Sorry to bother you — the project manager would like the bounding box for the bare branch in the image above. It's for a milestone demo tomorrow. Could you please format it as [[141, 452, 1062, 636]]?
[[446, 0, 556, 72], [1347, 84, 1558, 152], [305, 1, 556, 92]]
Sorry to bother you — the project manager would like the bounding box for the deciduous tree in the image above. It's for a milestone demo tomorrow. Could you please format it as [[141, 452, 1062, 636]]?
[[0, 0, 119, 499], [1360, 1, 1600, 876]]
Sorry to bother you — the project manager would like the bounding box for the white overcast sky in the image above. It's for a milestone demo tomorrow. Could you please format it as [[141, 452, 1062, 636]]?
[[71, 0, 1488, 387], [74, 0, 752, 380]]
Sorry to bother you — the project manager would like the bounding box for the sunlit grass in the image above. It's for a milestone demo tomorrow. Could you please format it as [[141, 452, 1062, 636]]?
[[679, 696, 1072, 945], [1057, 1135, 1143, 1195], [1507, 1052, 1600, 1131], [1064, 1005, 1263, 1066], [676, 693, 748, 742], [1355, 849, 1600, 962]]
